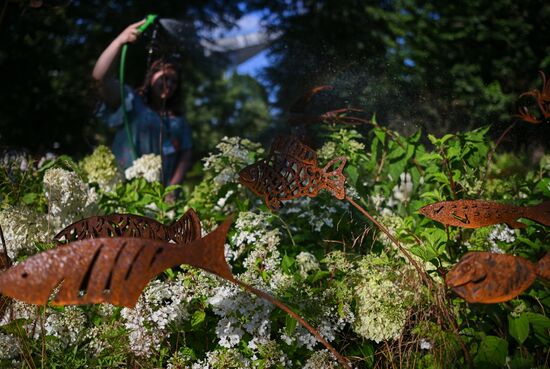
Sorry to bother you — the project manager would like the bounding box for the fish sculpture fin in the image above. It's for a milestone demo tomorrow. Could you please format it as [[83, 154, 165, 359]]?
[[505, 220, 528, 229], [321, 156, 347, 200], [523, 200, 550, 227], [536, 251, 550, 281]]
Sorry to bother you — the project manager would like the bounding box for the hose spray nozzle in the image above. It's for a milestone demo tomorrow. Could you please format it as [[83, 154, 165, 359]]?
[[138, 14, 158, 33]]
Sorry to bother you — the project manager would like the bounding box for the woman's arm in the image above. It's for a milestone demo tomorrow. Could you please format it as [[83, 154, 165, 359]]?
[[92, 20, 145, 109], [169, 149, 192, 186]]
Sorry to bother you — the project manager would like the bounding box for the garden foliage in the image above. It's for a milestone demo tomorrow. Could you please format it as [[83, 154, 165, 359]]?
[[0, 123, 548, 368]]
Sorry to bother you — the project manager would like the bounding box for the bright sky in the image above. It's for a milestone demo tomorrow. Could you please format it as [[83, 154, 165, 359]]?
[[222, 12, 271, 79]]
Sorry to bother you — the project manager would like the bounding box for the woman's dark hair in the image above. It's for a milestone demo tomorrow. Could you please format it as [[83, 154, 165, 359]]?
[[138, 58, 183, 115]]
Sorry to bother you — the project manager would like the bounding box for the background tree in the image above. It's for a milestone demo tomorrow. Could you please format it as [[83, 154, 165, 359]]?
[[0, 0, 270, 158], [259, 0, 550, 143]]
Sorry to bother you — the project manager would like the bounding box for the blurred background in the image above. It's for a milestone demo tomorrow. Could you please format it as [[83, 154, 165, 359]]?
[[1, 0, 549, 162]]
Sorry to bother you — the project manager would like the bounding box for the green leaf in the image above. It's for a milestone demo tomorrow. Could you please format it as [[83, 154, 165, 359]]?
[[285, 315, 297, 336], [508, 314, 529, 344], [410, 244, 438, 262], [346, 165, 359, 186], [191, 310, 206, 327], [308, 270, 330, 283], [21, 192, 38, 205], [281, 254, 295, 274], [373, 128, 386, 144], [474, 335, 508, 368], [525, 312, 550, 328]]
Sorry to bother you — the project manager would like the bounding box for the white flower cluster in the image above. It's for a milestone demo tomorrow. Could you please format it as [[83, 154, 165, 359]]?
[[230, 211, 273, 262], [0, 331, 19, 360], [1, 301, 87, 354], [190, 348, 250, 369], [231, 211, 290, 292], [248, 338, 292, 367], [80, 145, 122, 191], [317, 130, 365, 161], [0, 206, 50, 259], [43, 306, 87, 348], [124, 153, 162, 183], [43, 167, 98, 230], [283, 196, 346, 232], [392, 172, 413, 203], [280, 289, 354, 350], [324, 250, 353, 273], [488, 224, 515, 253], [1, 150, 30, 172], [303, 349, 339, 369], [121, 275, 192, 357], [296, 251, 320, 278], [203, 136, 262, 187], [209, 284, 273, 348], [353, 255, 415, 343]]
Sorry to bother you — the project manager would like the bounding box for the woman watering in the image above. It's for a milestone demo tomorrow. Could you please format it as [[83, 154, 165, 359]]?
[[92, 19, 192, 189]]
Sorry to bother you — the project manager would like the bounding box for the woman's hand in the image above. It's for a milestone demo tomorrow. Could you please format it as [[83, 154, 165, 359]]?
[[115, 19, 146, 45], [92, 19, 147, 107]]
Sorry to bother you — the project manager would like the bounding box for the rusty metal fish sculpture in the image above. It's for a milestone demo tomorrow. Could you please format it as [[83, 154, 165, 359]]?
[[239, 135, 347, 210], [54, 209, 201, 245], [287, 85, 366, 126], [517, 71, 550, 125], [0, 217, 234, 307], [0, 214, 351, 368], [0, 225, 12, 319], [446, 251, 550, 303], [419, 200, 550, 229]]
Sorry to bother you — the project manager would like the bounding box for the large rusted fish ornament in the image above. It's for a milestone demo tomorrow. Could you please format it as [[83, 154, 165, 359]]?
[[0, 214, 351, 368], [0, 226, 12, 319], [419, 200, 550, 229], [446, 251, 550, 303], [238, 135, 347, 210]]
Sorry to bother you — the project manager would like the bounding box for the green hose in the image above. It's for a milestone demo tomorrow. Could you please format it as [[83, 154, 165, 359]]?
[[119, 14, 158, 161]]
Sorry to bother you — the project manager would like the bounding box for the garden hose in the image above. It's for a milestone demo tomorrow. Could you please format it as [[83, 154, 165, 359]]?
[[119, 14, 158, 161]]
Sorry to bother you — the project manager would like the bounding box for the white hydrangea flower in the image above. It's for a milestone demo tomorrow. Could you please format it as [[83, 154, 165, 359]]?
[[420, 338, 432, 350], [353, 255, 415, 343], [80, 145, 122, 191], [43, 306, 87, 347], [190, 348, 251, 369], [43, 168, 98, 230], [208, 284, 273, 349], [0, 332, 18, 360], [392, 172, 413, 202], [488, 224, 515, 252], [121, 275, 192, 357], [296, 251, 320, 278], [0, 206, 50, 259], [124, 154, 162, 183], [279, 289, 354, 350], [303, 349, 339, 369], [202, 136, 263, 187]]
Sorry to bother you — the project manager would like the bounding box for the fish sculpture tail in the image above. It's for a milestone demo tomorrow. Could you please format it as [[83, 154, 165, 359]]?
[[321, 156, 347, 200], [536, 251, 550, 281], [523, 200, 550, 226]]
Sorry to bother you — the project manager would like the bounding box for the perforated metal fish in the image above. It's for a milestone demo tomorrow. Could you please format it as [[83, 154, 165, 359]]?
[[419, 200, 550, 229], [54, 209, 201, 245], [287, 85, 366, 126], [238, 135, 347, 210], [0, 217, 234, 307], [0, 214, 351, 368], [446, 251, 550, 303]]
